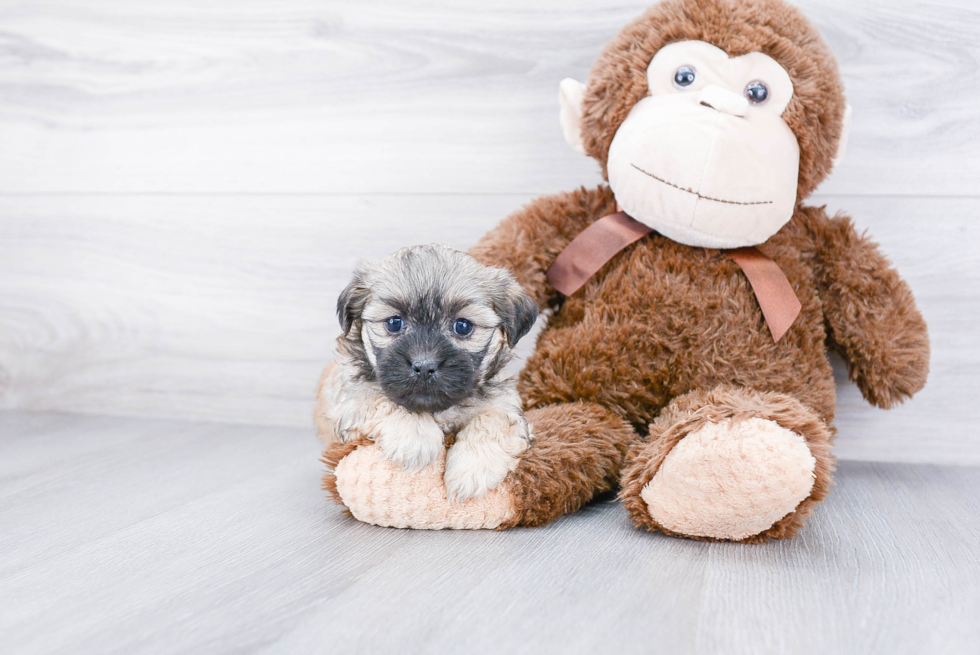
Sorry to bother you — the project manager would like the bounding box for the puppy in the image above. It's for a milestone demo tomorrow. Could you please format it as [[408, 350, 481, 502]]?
[[316, 244, 538, 501]]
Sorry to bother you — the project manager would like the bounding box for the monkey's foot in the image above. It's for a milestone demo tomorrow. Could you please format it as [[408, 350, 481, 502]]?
[[324, 443, 518, 530], [322, 401, 637, 530], [639, 417, 815, 540], [620, 386, 835, 542]]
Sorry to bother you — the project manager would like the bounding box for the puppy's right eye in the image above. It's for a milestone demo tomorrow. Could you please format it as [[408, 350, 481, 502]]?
[[384, 316, 404, 334], [452, 318, 474, 337]]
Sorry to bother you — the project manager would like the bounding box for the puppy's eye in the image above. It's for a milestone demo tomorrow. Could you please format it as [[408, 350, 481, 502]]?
[[452, 318, 474, 337], [384, 316, 404, 334], [673, 65, 696, 89], [745, 80, 769, 105]]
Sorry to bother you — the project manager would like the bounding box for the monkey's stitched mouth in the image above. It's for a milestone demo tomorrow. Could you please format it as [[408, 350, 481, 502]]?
[[630, 164, 773, 207]]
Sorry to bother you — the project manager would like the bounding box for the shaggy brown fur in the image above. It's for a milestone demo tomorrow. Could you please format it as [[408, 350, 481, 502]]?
[[498, 402, 637, 528], [470, 182, 926, 539], [618, 385, 835, 542], [465, 0, 927, 541], [327, 0, 928, 541]]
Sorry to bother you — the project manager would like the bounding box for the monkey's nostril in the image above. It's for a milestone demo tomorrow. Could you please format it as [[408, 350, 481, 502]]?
[[697, 85, 748, 118]]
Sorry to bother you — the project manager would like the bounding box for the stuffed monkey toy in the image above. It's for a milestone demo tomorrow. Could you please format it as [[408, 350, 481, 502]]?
[[321, 0, 929, 542]]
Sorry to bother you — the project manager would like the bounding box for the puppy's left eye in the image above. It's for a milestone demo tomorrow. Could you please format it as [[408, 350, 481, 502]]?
[[384, 316, 404, 334], [452, 318, 474, 337]]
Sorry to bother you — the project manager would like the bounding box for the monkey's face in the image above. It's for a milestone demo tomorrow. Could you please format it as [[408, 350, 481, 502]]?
[[558, 0, 851, 247], [607, 41, 800, 249]]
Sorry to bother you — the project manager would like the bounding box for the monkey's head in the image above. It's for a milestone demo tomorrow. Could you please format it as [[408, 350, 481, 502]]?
[[560, 0, 850, 249]]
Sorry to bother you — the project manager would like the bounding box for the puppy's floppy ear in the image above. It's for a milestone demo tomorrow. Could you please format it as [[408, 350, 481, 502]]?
[[337, 269, 370, 335], [492, 272, 538, 347]]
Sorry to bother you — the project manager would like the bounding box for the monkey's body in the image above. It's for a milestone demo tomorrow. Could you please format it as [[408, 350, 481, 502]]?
[[467, 184, 926, 540], [507, 186, 837, 427]]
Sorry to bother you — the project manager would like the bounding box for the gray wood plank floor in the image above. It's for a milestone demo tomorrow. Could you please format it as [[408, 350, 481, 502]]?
[[2, 410, 978, 655]]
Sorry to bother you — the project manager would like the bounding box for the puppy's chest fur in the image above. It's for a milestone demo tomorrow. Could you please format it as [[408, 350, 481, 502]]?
[[318, 343, 532, 502], [429, 396, 494, 435]]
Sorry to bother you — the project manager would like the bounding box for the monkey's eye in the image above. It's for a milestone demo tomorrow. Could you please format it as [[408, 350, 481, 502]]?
[[673, 65, 697, 89], [452, 318, 474, 337], [745, 80, 770, 105], [384, 316, 404, 334]]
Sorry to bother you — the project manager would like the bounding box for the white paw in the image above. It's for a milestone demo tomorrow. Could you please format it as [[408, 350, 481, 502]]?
[[375, 412, 444, 472], [443, 440, 515, 502]]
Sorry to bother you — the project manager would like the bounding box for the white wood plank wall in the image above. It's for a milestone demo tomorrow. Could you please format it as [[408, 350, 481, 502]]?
[[1, 0, 978, 463]]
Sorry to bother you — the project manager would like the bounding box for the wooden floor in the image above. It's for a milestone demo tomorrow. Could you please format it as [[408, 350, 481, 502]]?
[[2, 410, 978, 654]]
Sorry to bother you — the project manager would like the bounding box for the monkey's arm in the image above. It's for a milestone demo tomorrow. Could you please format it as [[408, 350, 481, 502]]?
[[469, 185, 616, 307], [806, 208, 930, 408]]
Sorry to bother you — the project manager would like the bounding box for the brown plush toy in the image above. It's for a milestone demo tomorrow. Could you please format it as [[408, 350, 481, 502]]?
[[321, 0, 930, 542]]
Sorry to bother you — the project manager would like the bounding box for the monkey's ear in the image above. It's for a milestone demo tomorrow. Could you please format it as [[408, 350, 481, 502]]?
[[830, 104, 853, 174], [336, 271, 370, 336], [495, 278, 539, 347], [559, 78, 588, 155]]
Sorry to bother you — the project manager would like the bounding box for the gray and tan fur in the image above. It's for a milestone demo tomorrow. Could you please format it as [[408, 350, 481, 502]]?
[[315, 244, 538, 501]]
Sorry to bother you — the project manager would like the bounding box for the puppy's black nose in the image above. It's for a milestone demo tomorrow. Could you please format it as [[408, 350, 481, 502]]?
[[412, 358, 439, 380]]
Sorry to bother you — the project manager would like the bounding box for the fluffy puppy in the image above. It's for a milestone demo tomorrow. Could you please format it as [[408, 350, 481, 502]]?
[[316, 244, 538, 501]]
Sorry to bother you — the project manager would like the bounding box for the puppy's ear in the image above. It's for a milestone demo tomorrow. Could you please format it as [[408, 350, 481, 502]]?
[[493, 274, 538, 347], [337, 269, 370, 336]]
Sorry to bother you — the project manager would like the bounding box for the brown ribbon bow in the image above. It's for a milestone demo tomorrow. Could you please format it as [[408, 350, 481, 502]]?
[[546, 211, 802, 342]]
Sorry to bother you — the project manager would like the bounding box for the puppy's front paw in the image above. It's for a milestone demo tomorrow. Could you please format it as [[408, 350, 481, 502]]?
[[444, 441, 516, 502], [375, 413, 444, 472]]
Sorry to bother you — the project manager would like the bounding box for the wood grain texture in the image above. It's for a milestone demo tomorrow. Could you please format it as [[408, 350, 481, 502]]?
[[1, 411, 978, 654], [1, 194, 977, 463], [0, 0, 977, 195], [2, 4, 976, 650], [1, 0, 977, 462]]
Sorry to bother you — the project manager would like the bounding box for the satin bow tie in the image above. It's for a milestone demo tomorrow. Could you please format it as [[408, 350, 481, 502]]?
[[545, 211, 802, 342]]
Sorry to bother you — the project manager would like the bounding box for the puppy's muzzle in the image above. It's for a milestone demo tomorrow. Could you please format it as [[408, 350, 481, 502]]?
[[377, 328, 477, 413]]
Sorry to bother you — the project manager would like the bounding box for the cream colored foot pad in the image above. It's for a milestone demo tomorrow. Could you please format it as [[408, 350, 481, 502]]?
[[641, 418, 816, 540], [334, 445, 518, 530]]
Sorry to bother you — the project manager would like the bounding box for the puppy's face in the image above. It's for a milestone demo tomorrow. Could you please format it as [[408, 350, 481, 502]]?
[[337, 245, 537, 414]]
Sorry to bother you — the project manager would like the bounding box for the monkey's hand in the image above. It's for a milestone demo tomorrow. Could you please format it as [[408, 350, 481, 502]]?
[[445, 411, 530, 502], [374, 409, 445, 473], [809, 209, 930, 409], [838, 306, 930, 410]]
